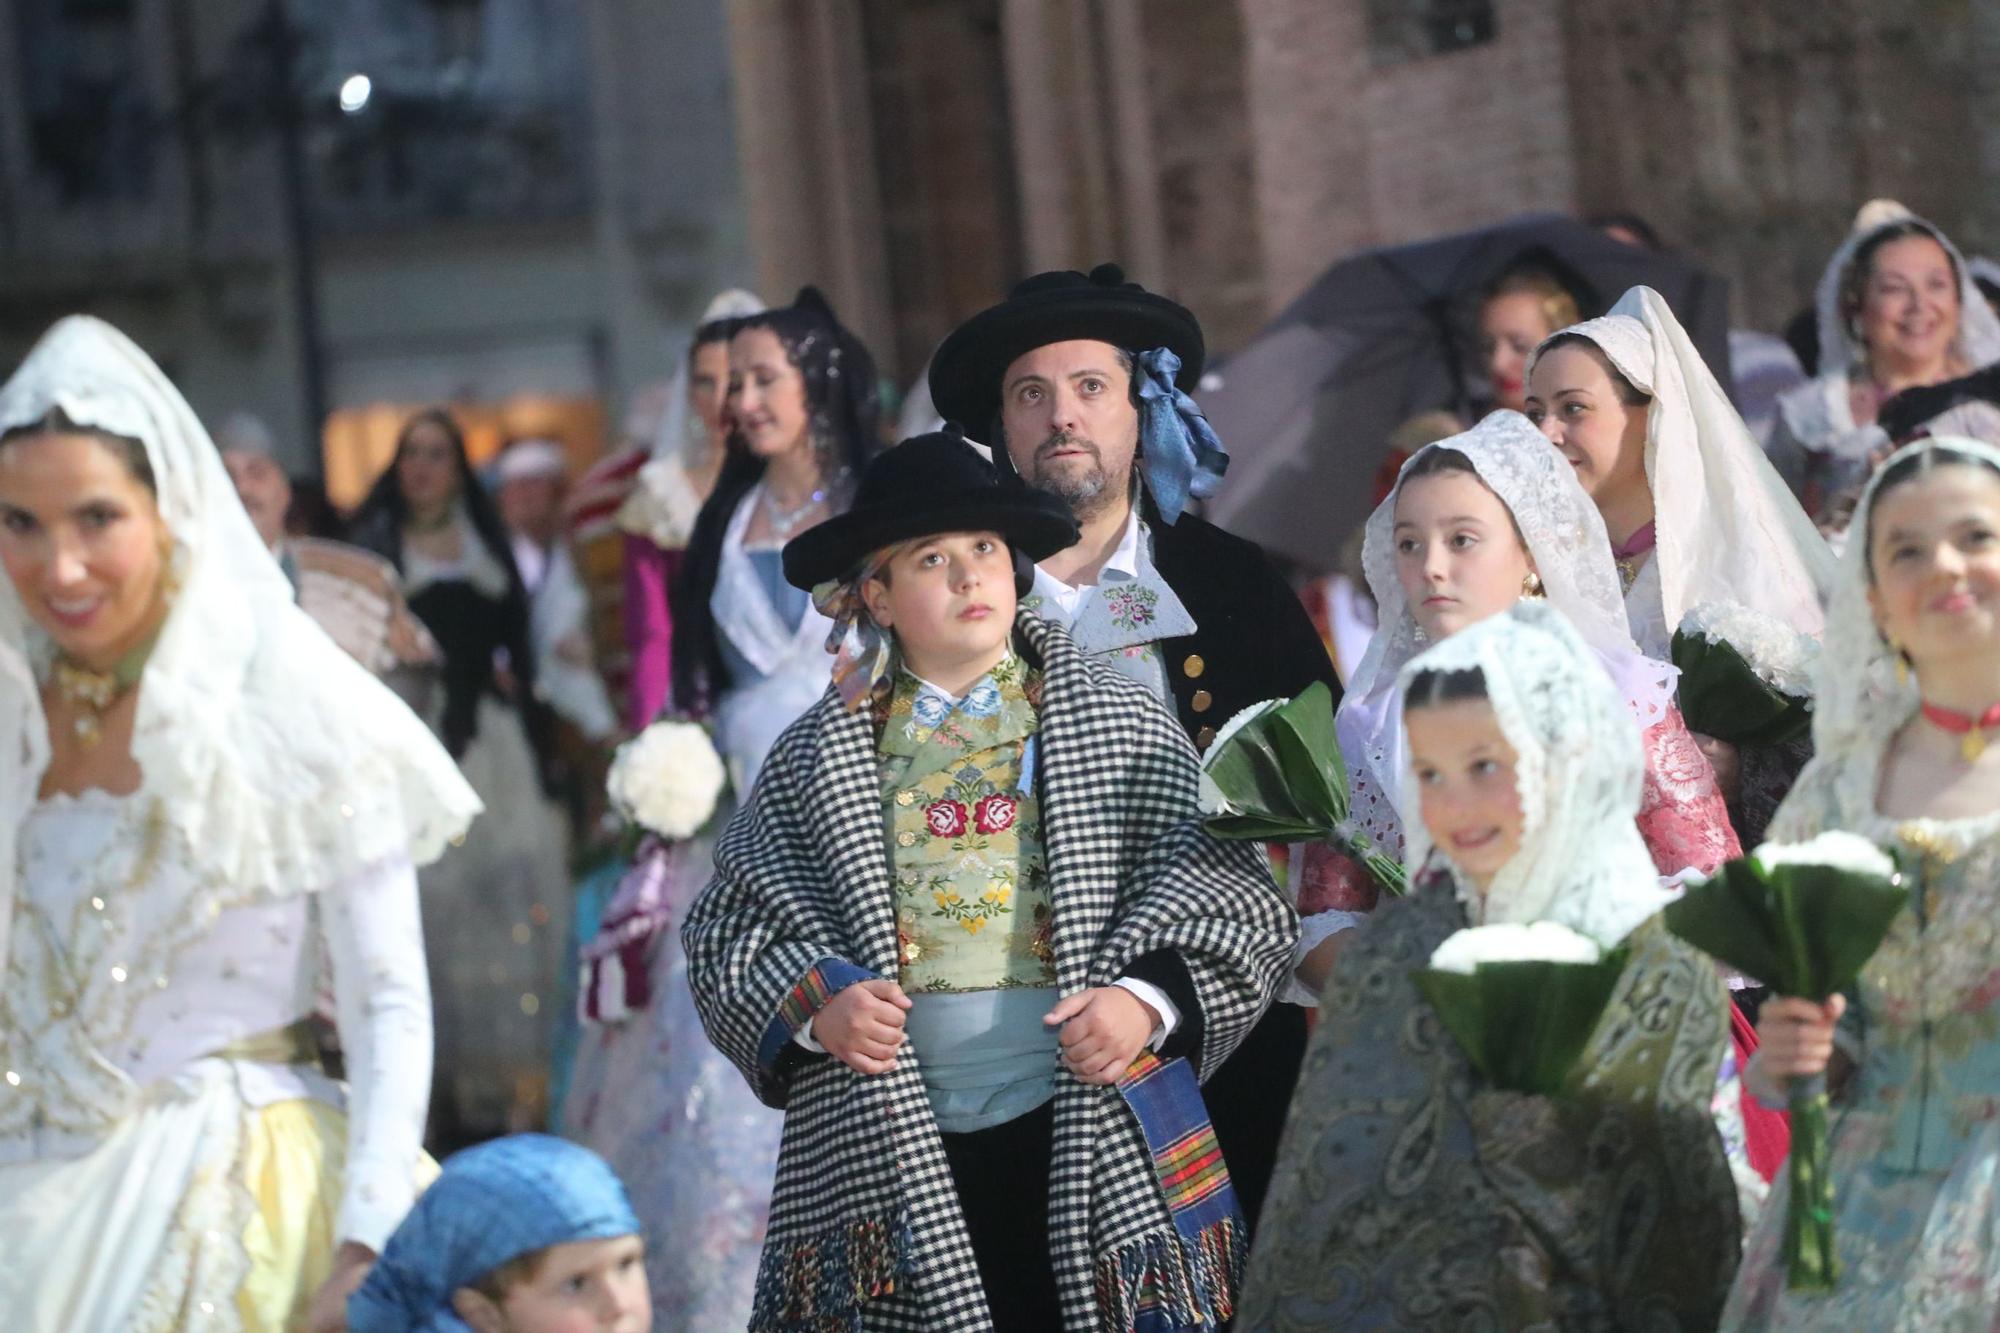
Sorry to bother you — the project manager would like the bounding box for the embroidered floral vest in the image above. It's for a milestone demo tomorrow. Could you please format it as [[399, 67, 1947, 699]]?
[[875, 654, 1056, 993]]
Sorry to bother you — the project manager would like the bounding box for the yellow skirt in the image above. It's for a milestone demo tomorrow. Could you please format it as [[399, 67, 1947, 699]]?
[[238, 1098, 439, 1331]]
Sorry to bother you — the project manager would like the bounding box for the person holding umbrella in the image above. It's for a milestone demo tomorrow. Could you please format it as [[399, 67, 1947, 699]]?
[[927, 263, 1337, 1235]]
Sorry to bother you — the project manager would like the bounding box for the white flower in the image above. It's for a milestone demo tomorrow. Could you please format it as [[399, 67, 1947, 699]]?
[[1428, 921, 1603, 974], [1750, 829, 1897, 880], [607, 720, 729, 839], [1678, 601, 1821, 698]]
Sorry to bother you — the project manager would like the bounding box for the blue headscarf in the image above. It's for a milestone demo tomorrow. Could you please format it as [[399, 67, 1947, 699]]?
[[1133, 346, 1229, 524], [348, 1135, 642, 1332]]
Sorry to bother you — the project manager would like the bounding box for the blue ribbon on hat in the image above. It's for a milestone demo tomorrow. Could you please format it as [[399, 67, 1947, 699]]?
[[348, 1135, 641, 1332], [1134, 346, 1229, 525]]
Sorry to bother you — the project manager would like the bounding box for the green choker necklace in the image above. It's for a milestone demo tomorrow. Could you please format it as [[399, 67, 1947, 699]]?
[[52, 630, 160, 747]]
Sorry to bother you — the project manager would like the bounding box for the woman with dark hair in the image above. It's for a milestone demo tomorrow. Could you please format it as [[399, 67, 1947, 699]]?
[[671, 286, 882, 776], [350, 408, 569, 1145], [566, 286, 881, 1328], [0, 317, 478, 1330], [1769, 201, 2000, 526]]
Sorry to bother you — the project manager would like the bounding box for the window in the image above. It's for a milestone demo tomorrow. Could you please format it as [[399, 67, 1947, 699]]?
[[1368, 0, 1497, 66]]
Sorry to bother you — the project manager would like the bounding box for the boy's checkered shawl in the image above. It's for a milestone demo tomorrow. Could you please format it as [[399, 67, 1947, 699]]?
[[683, 611, 1297, 1331]]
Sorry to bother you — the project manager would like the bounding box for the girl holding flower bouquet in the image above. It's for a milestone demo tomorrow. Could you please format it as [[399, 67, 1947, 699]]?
[[1240, 602, 1742, 1330], [1302, 411, 1743, 983], [1723, 438, 2000, 1330]]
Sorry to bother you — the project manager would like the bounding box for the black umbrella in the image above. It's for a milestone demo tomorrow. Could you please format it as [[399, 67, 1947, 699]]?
[[1198, 213, 1732, 572]]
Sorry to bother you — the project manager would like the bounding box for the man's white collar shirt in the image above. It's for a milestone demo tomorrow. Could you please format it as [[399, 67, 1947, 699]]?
[[1031, 503, 1143, 625]]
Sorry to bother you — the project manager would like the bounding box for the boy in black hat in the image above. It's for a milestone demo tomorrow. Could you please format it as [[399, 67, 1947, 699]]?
[[929, 263, 1338, 1235], [682, 430, 1295, 1331]]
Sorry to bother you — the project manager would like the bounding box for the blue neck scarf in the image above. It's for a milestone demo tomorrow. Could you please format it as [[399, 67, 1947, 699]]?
[[1133, 347, 1229, 525], [348, 1135, 642, 1332]]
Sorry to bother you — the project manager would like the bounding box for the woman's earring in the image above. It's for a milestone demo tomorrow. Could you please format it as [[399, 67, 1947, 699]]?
[[1521, 571, 1543, 598]]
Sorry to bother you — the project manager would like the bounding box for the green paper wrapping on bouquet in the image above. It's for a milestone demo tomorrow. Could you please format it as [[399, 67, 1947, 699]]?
[[1412, 951, 1629, 1096], [1662, 838, 1908, 1292], [1669, 625, 1813, 748], [1197, 681, 1405, 895]]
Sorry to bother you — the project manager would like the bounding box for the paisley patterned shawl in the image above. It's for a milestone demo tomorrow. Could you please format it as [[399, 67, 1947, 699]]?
[[1238, 877, 1740, 1332], [680, 609, 1296, 1331]]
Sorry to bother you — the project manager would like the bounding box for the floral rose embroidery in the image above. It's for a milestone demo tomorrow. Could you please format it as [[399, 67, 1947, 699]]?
[[1104, 585, 1159, 631], [924, 799, 969, 838], [973, 793, 1019, 834]]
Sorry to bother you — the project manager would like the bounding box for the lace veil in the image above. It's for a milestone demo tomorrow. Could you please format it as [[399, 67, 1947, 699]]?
[[1810, 434, 2000, 772], [1398, 600, 1672, 948], [1338, 409, 1677, 856], [1814, 201, 2000, 387], [0, 316, 479, 970], [1541, 286, 1835, 653], [620, 288, 766, 549]]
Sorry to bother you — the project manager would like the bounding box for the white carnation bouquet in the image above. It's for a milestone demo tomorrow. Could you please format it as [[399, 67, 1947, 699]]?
[[606, 719, 729, 840], [1413, 921, 1630, 1095], [1663, 829, 1907, 1292], [1670, 601, 1820, 746]]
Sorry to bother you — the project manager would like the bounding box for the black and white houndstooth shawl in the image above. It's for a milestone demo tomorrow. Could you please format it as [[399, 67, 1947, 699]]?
[[682, 610, 1297, 1331]]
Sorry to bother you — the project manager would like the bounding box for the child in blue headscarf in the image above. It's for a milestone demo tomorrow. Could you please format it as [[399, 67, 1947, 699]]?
[[347, 1135, 649, 1333]]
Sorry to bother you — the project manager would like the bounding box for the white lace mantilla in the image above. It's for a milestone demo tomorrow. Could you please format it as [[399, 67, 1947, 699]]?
[[0, 317, 480, 976], [1339, 410, 1678, 854], [1397, 602, 1673, 948]]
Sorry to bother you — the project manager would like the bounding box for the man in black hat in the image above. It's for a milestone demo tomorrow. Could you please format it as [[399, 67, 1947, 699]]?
[[930, 263, 1337, 1235]]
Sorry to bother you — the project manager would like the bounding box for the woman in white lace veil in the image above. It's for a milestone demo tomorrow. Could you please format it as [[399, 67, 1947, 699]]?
[[1530, 284, 1836, 663], [1331, 409, 1729, 872], [1723, 436, 2000, 1328], [1770, 201, 2000, 528], [0, 316, 478, 1326], [1397, 601, 1672, 948]]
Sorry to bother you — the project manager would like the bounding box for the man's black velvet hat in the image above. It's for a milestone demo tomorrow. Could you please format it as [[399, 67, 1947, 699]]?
[[927, 263, 1205, 434]]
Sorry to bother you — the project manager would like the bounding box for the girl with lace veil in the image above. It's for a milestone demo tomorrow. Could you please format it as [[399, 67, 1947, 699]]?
[[563, 286, 880, 1329], [0, 316, 479, 1329], [1303, 411, 1739, 982], [1528, 285, 1837, 847], [1769, 201, 2000, 530], [1722, 437, 2000, 1330], [1241, 602, 1742, 1329]]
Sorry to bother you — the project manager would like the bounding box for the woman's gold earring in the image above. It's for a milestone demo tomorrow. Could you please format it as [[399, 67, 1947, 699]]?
[[1890, 641, 1909, 687], [1522, 571, 1543, 598]]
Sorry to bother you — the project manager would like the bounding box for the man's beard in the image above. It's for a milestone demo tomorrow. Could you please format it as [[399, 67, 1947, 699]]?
[[1026, 431, 1129, 519]]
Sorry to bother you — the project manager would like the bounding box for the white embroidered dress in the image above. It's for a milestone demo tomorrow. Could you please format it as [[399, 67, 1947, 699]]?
[[0, 316, 478, 1331]]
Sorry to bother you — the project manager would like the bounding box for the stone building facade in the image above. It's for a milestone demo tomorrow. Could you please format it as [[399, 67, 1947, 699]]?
[[727, 0, 2000, 383]]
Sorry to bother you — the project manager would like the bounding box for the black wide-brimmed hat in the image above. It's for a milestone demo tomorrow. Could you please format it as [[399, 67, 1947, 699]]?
[[928, 263, 1205, 432], [782, 427, 1079, 590]]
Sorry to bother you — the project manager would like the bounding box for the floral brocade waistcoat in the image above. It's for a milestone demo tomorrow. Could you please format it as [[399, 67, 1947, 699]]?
[[874, 654, 1056, 994]]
